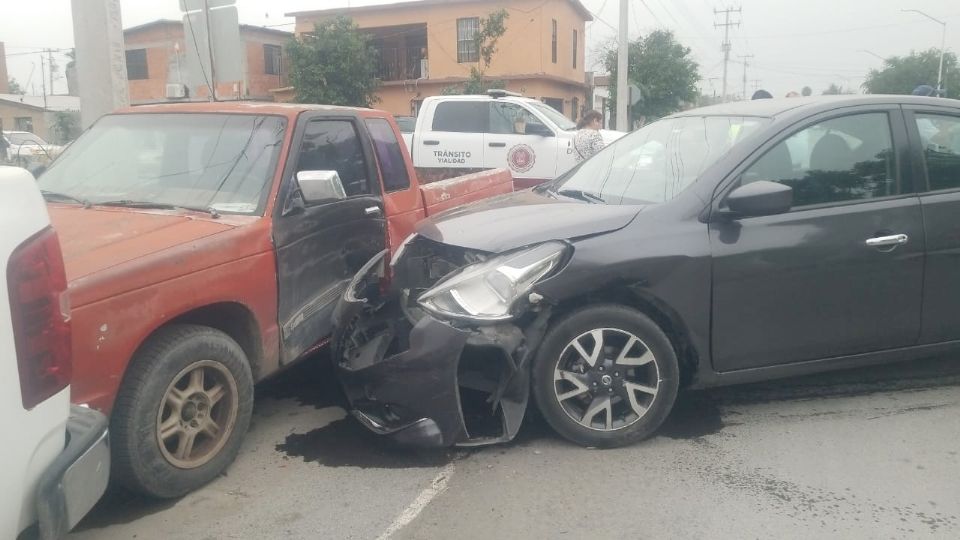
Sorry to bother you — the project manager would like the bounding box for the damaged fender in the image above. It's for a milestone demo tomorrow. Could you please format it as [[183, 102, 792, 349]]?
[[332, 245, 551, 447]]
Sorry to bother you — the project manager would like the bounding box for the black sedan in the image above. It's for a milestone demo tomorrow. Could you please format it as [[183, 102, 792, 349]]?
[[334, 95, 960, 448]]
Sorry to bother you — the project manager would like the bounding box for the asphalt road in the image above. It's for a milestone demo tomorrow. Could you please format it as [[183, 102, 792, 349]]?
[[70, 354, 960, 540]]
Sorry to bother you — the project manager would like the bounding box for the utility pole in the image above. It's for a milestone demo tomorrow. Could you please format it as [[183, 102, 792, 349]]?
[[616, 0, 629, 130], [751, 79, 762, 91], [40, 52, 48, 109], [714, 6, 741, 102], [203, 0, 218, 101], [738, 53, 754, 100]]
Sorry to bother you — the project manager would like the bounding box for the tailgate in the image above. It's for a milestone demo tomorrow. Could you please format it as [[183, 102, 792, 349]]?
[[419, 169, 514, 216]]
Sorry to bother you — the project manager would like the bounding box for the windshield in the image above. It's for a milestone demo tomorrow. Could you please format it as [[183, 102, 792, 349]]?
[[528, 101, 577, 131], [38, 113, 287, 215], [7, 132, 47, 145], [549, 115, 769, 205]]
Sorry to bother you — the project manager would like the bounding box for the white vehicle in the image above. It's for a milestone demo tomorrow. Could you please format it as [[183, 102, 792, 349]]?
[[410, 91, 624, 187], [1, 167, 109, 539], [2, 131, 65, 167]]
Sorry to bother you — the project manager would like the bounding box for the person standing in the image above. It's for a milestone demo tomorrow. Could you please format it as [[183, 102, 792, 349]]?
[[574, 110, 606, 161]]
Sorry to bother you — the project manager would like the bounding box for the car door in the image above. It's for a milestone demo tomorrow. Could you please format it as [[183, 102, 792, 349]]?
[[903, 106, 960, 344], [710, 106, 924, 371], [485, 101, 559, 184], [413, 100, 486, 170], [273, 114, 386, 364]]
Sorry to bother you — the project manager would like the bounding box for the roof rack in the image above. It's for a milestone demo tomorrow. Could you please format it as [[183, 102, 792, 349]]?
[[486, 89, 522, 98]]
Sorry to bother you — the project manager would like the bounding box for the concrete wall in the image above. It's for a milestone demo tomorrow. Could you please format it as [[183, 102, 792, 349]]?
[[293, 0, 588, 117]]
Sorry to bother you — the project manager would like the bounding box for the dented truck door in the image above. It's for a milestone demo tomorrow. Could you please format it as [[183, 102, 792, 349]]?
[[273, 113, 386, 364]]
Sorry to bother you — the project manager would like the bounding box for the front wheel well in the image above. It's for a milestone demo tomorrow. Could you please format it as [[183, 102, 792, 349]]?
[[163, 302, 264, 380], [548, 288, 699, 387]]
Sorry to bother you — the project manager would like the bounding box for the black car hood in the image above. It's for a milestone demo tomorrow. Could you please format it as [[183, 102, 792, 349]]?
[[415, 188, 645, 253]]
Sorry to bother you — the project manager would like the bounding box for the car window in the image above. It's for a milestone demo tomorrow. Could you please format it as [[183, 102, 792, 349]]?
[[553, 115, 769, 205], [296, 120, 372, 197], [7, 132, 46, 145], [915, 113, 960, 191], [365, 118, 411, 192], [489, 102, 547, 135], [431, 102, 487, 133], [741, 112, 897, 207], [38, 114, 286, 215]]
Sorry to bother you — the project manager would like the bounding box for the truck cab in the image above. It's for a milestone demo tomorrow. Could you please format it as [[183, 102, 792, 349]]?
[[411, 91, 624, 188], [34, 103, 511, 499]]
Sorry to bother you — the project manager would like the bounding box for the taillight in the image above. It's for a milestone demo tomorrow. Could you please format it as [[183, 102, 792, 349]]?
[[7, 227, 71, 410]]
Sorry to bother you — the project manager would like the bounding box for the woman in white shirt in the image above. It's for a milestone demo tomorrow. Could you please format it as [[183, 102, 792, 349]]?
[[573, 110, 606, 162]]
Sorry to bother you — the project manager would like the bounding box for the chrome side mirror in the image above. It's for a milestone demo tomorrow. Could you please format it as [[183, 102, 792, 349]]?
[[296, 170, 346, 205]]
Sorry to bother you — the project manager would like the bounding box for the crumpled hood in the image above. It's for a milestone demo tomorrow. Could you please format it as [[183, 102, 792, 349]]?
[[415, 188, 644, 253], [49, 205, 237, 282]]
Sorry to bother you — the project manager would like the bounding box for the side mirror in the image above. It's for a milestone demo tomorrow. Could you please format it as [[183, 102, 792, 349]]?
[[723, 180, 793, 218], [525, 123, 554, 137], [296, 170, 346, 205]]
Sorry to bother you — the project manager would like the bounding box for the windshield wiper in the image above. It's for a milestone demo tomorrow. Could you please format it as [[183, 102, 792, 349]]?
[[41, 190, 91, 207], [556, 189, 605, 204], [94, 200, 220, 218]]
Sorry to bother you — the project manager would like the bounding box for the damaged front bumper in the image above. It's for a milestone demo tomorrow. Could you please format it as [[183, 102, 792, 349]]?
[[332, 248, 549, 448]]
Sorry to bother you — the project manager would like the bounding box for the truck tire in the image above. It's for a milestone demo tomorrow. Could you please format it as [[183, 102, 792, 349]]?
[[532, 305, 679, 448], [111, 324, 254, 498]]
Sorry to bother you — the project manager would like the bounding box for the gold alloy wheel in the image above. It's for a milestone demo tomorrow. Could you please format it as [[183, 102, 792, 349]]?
[[156, 360, 239, 469]]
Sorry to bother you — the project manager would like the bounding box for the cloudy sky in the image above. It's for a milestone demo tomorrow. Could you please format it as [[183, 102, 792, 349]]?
[[3, 0, 959, 98]]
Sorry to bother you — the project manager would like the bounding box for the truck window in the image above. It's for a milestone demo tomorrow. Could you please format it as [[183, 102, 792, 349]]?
[[365, 118, 411, 192], [489, 102, 547, 135], [432, 102, 487, 133], [297, 120, 372, 197]]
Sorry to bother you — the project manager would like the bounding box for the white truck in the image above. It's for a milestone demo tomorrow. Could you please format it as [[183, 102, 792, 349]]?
[[1, 166, 110, 539], [408, 91, 624, 188]]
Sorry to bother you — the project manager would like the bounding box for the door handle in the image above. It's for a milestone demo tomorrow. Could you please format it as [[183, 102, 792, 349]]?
[[865, 234, 908, 248], [423, 140, 440, 146], [364, 206, 383, 217], [488, 142, 507, 148]]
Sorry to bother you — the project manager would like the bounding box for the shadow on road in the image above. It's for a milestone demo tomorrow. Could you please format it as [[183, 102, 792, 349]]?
[[74, 354, 960, 530]]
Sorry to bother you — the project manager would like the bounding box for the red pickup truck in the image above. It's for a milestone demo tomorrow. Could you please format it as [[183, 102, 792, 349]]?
[[34, 102, 512, 498]]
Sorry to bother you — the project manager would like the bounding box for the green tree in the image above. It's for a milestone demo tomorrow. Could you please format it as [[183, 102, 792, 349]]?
[[287, 16, 380, 107], [603, 30, 700, 127], [443, 9, 510, 95], [801, 86, 813, 97], [822, 83, 854, 95], [8, 78, 25, 95], [52, 112, 79, 143], [863, 48, 959, 99]]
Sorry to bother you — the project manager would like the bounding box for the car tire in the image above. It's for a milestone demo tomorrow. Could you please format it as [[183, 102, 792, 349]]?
[[111, 324, 254, 499], [532, 305, 679, 448]]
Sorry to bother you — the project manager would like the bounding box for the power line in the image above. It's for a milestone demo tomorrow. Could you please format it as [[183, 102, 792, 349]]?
[[714, 5, 741, 102]]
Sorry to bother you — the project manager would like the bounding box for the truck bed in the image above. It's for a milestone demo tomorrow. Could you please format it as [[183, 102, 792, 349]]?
[[419, 168, 514, 217]]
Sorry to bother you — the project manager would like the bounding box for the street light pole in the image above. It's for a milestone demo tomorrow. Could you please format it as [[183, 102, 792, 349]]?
[[902, 9, 947, 94]]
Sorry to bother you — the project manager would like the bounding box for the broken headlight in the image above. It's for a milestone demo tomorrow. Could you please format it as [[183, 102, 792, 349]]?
[[417, 242, 568, 321]]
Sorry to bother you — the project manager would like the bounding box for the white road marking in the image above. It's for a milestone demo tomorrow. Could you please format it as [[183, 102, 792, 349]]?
[[375, 460, 457, 540]]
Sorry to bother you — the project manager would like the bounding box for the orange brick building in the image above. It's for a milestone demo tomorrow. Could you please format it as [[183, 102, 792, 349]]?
[[123, 20, 290, 104], [286, 0, 591, 119]]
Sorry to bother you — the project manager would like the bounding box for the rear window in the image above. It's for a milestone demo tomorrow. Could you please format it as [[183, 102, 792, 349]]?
[[431, 102, 488, 133], [366, 118, 411, 192]]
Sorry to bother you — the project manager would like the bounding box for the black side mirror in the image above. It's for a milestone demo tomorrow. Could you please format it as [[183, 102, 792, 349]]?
[[722, 180, 793, 218]]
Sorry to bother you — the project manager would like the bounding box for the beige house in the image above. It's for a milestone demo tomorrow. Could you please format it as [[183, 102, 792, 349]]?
[[285, 0, 592, 119]]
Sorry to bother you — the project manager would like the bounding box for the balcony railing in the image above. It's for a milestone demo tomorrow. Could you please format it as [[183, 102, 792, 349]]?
[[376, 46, 427, 81]]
